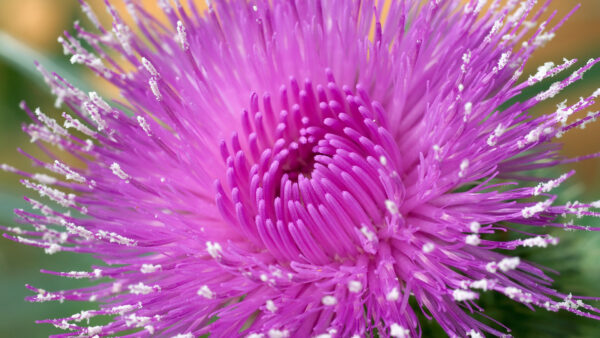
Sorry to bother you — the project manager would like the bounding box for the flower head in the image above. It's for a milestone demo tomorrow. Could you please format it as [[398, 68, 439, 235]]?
[[3, 0, 600, 337]]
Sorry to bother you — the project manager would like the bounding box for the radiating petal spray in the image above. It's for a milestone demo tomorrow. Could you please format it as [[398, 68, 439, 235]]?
[[3, 0, 600, 337]]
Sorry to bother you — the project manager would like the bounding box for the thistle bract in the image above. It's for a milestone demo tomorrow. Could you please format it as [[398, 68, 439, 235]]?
[[3, 0, 600, 337]]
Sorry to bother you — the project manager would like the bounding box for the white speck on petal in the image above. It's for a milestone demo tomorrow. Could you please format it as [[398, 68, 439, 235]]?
[[348, 280, 363, 293], [177, 20, 189, 50], [463, 102, 473, 121], [497, 51, 511, 70], [265, 300, 277, 313], [458, 159, 469, 178], [110, 163, 129, 180], [128, 282, 160, 295], [533, 173, 569, 195], [469, 279, 491, 291], [140, 264, 161, 274], [453, 289, 478, 301], [469, 221, 480, 233], [206, 241, 222, 258], [467, 329, 483, 338], [520, 236, 558, 248], [267, 329, 290, 338], [390, 323, 410, 337], [386, 287, 400, 301], [522, 200, 552, 218], [171, 334, 194, 338], [422, 242, 435, 253], [247, 334, 265, 338], [197, 285, 215, 299], [498, 257, 520, 272], [137, 116, 152, 136], [141, 57, 159, 77], [149, 78, 162, 101], [465, 234, 480, 246], [322, 295, 337, 306], [385, 200, 399, 214]]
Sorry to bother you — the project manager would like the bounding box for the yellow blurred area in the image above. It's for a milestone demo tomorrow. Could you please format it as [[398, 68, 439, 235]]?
[[524, 1, 600, 188], [0, 0, 73, 50]]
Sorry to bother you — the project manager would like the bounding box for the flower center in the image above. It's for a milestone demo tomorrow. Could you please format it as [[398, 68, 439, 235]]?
[[279, 137, 317, 182], [216, 71, 404, 264]]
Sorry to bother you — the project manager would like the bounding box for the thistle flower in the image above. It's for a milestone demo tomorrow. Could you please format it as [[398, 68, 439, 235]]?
[[3, 0, 600, 337]]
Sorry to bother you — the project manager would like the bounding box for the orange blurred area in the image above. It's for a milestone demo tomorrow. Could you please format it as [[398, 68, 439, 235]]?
[[0, 0, 75, 51], [525, 1, 600, 188]]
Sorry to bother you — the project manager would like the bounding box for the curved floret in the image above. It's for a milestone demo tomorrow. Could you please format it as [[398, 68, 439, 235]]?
[[2, 0, 600, 337]]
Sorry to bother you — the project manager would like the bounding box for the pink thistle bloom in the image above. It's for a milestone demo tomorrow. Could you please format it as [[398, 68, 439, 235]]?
[[3, 0, 600, 336]]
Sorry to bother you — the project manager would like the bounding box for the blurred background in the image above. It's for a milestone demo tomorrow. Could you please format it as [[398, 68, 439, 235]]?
[[0, 0, 599, 336]]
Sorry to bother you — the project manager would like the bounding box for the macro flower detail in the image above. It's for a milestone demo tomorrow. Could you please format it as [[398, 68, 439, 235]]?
[[2, 0, 600, 337]]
